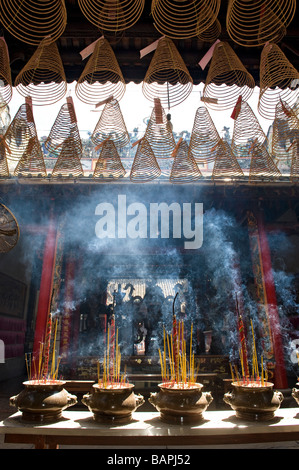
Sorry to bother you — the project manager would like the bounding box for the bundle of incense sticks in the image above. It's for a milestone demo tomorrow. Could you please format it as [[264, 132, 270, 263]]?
[[97, 315, 128, 388], [229, 319, 268, 386], [25, 314, 61, 383]]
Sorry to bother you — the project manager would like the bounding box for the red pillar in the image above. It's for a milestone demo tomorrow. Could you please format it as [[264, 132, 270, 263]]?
[[33, 215, 58, 357], [256, 212, 288, 389]]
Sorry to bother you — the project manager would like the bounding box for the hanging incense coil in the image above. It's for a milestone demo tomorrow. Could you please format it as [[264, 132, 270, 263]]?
[[76, 37, 126, 106], [142, 37, 193, 109], [271, 100, 299, 161], [170, 139, 202, 183], [197, 18, 221, 42], [0, 0, 67, 46], [51, 136, 84, 178], [226, 0, 296, 47], [78, 0, 144, 32], [4, 100, 38, 162], [45, 97, 82, 157], [130, 138, 161, 182], [91, 98, 129, 149], [0, 203, 19, 253], [0, 37, 12, 108], [0, 137, 9, 176], [143, 98, 176, 159], [14, 136, 47, 177], [231, 99, 269, 173], [14, 37, 67, 106], [93, 139, 126, 178], [202, 41, 255, 110], [211, 139, 244, 179], [249, 141, 281, 182], [188, 106, 221, 163], [258, 43, 299, 120], [151, 0, 220, 39], [290, 140, 299, 182]]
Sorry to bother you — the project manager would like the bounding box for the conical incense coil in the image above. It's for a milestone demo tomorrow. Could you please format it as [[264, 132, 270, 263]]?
[[93, 139, 126, 179], [258, 43, 299, 120], [226, 0, 296, 47], [170, 139, 202, 184], [202, 41, 255, 110], [91, 97, 129, 149], [76, 37, 126, 106], [143, 98, 176, 159], [44, 97, 82, 156], [188, 106, 221, 163], [4, 99, 38, 162], [249, 141, 281, 181], [0, 0, 67, 46], [0, 37, 12, 108], [290, 140, 299, 182], [151, 0, 220, 39], [130, 138, 161, 182], [78, 0, 144, 32], [271, 100, 299, 161], [142, 37, 193, 109], [197, 18, 221, 43], [14, 37, 67, 106], [14, 136, 47, 177], [0, 137, 9, 176], [211, 139, 244, 179], [51, 136, 83, 178], [231, 99, 268, 172]]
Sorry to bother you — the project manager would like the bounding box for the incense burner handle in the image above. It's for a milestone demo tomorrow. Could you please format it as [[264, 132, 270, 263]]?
[[134, 393, 145, 408], [203, 391, 213, 405], [9, 395, 17, 408], [148, 392, 158, 407], [223, 391, 233, 406], [274, 391, 284, 404], [67, 393, 77, 406]]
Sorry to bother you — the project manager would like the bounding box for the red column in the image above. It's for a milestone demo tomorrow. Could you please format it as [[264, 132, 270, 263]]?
[[256, 212, 288, 389], [33, 216, 58, 357]]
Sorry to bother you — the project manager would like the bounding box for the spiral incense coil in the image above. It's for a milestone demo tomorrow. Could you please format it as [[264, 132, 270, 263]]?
[[76, 37, 126, 106], [91, 98, 129, 149], [188, 106, 221, 163], [0, 0, 67, 46], [211, 139, 244, 179], [93, 139, 126, 179], [0, 37, 12, 108], [0, 138, 9, 176], [258, 43, 299, 120], [197, 18, 221, 43], [151, 0, 220, 39], [142, 37, 193, 109], [226, 0, 296, 47], [170, 139, 202, 184], [78, 0, 144, 32], [14, 136, 47, 177], [143, 99, 176, 158], [202, 41, 255, 110], [4, 100, 38, 162], [231, 100, 268, 172], [290, 140, 299, 182], [0, 203, 19, 253], [130, 138, 161, 182], [271, 100, 299, 161], [45, 97, 82, 157], [51, 136, 83, 178], [14, 37, 67, 106], [249, 141, 281, 182]]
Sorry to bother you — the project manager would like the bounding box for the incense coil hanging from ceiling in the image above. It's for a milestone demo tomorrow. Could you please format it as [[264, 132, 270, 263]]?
[[0, 37, 12, 108], [76, 37, 126, 106], [93, 139, 126, 179], [151, 0, 220, 39], [258, 43, 299, 121], [202, 41, 255, 110], [197, 18, 221, 42], [0, 137, 9, 177], [211, 139, 244, 179], [226, 0, 296, 47], [14, 37, 67, 106], [143, 98, 176, 158], [14, 136, 47, 177], [290, 140, 299, 182], [142, 37, 193, 109], [170, 139, 202, 183], [130, 137, 161, 182], [271, 100, 299, 161], [188, 106, 221, 163], [78, 0, 145, 32], [249, 141, 281, 182], [0, 0, 67, 45], [51, 136, 84, 178], [4, 99, 38, 162], [0, 203, 19, 253], [91, 98, 130, 149]]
